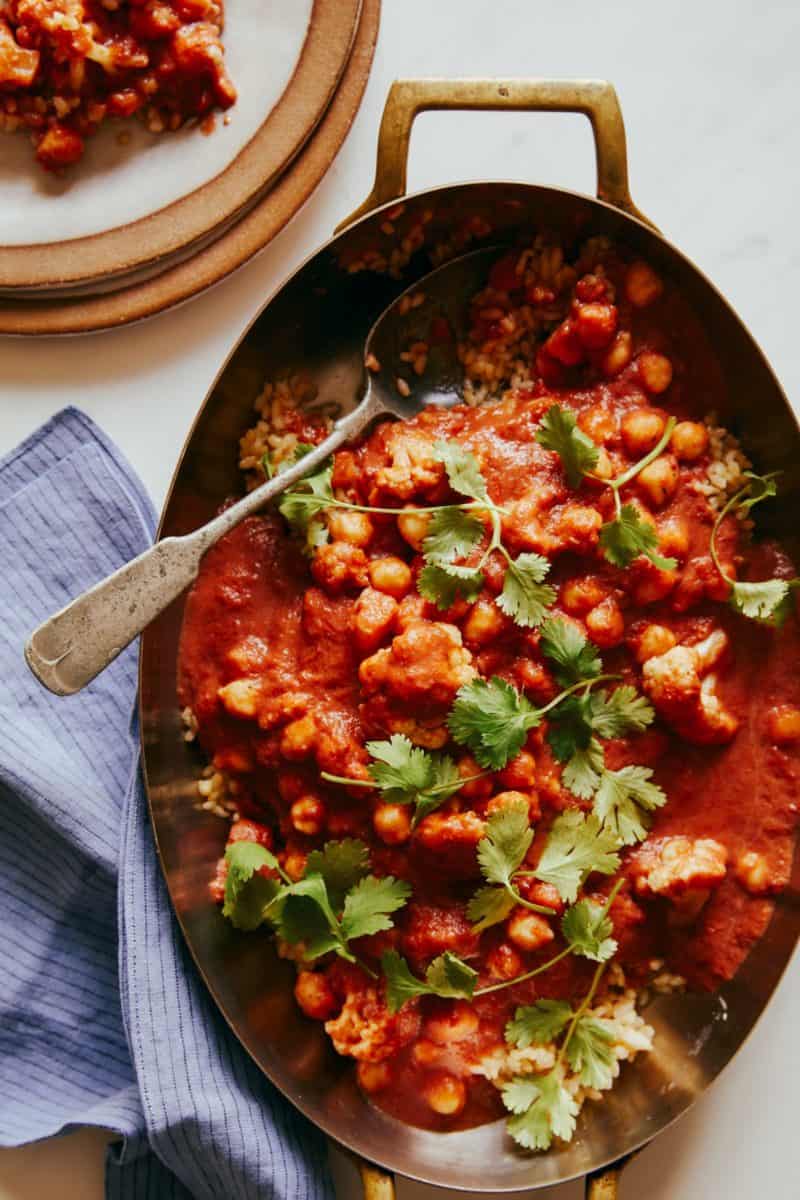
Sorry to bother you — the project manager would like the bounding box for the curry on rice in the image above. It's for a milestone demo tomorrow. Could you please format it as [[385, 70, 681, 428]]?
[[177, 237, 799, 1150]]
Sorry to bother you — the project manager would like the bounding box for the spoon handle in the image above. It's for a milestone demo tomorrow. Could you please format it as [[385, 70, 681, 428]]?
[[25, 393, 382, 696]]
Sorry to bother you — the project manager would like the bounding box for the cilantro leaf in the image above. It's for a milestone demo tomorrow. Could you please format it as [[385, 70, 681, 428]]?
[[561, 738, 605, 799], [536, 404, 600, 489], [593, 766, 667, 846], [381, 949, 478, 1013], [546, 694, 595, 762], [738, 470, 779, 513], [340, 875, 412, 942], [366, 736, 463, 825], [277, 459, 334, 530], [223, 842, 282, 932], [276, 874, 344, 959], [418, 562, 484, 609], [305, 839, 370, 910], [565, 1017, 617, 1090], [534, 811, 621, 902], [600, 504, 677, 570], [589, 686, 654, 738], [561, 898, 618, 962], [477, 795, 533, 888], [729, 577, 793, 626], [503, 1068, 579, 1150], [466, 884, 517, 932], [423, 507, 484, 564], [366, 735, 433, 801], [433, 439, 488, 501], [449, 676, 539, 770], [425, 952, 479, 1000], [497, 553, 557, 628], [505, 1000, 573, 1047], [539, 617, 602, 687]]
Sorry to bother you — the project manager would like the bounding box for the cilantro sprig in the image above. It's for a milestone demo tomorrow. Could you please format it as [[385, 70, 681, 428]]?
[[535, 403, 678, 570], [321, 734, 487, 826], [709, 471, 798, 626], [501, 944, 620, 1149], [222, 839, 410, 974], [468, 798, 621, 931], [381, 949, 478, 1013], [421, 441, 557, 625]]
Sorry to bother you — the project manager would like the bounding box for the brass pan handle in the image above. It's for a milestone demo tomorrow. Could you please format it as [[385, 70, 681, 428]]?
[[352, 1155, 627, 1199], [338, 77, 654, 231]]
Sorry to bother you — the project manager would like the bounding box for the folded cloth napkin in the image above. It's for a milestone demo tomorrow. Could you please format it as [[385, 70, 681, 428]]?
[[0, 408, 333, 1200]]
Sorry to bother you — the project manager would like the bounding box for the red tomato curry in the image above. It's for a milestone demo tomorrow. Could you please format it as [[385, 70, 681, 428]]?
[[178, 245, 799, 1134]]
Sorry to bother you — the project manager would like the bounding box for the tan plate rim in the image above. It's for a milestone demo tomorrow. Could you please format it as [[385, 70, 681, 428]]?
[[0, 0, 361, 292], [0, 0, 380, 335]]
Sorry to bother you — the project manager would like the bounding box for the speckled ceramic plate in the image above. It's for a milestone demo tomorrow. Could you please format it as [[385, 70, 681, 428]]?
[[0, 0, 361, 294], [0, 0, 380, 334]]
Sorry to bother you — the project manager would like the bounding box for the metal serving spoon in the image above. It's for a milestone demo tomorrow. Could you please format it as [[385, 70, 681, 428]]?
[[26, 246, 502, 696]]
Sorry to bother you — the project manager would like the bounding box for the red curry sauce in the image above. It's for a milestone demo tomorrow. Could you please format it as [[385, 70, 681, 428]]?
[[178, 247, 799, 1132]]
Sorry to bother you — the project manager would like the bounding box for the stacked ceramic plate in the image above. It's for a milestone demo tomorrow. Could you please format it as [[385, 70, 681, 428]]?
[[0, 0, 380, 335]]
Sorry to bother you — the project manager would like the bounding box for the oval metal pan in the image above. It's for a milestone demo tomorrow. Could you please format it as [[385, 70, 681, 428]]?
[[139, 81, 799, 1194]]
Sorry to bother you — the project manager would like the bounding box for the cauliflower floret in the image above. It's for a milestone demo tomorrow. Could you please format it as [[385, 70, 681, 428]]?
[[641, 629, 739, 744], [630, 836, 728, 924], [359, 621, 476, 710], [324, 986, 420, 1062], [0, 18, 39, 86], [373, 428, 445, 501], [311, 542, 369, 594]]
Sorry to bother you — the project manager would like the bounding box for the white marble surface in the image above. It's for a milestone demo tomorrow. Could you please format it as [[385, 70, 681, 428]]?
[[0, 1, 798, 1197]]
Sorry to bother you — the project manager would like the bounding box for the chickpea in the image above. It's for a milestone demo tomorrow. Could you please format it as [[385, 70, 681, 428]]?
[[602, 329, 633, 378], [498, 749, 537, 791], [621, 408, 666, 457], [462, 598, 505, 645], [412, 1039, 443, 1067], [506, 910, 555, 953], [369, 556, 413, 599], [217, 678, 261, 719], [353, 587, 398, 655], [279, 715, 318, 761], [457, 754, 493, 800], [767, 704, 800, 744], [294, 970, 337, 1020], [373, 802, 412, 845], [397, 508, 431, 551], [213, 747, 254, 773], [734, 850, 774, 895], [423, 1072, 467, 1116], [592, 447, 614, 480], [327, 509, 374, 547], [658, 516, 690, 560], [486, 942, 524, 980], [228, 819, 273, 848], [634, 623, 677, 663], [488, 790, 540, 823], [638, 352, 673, 395], [671, 421, 709, 462], [625, 260, 663, 308], [585, 596, 625, 648], [283, 850, 308, 881], [629, 565, 677, 606], [555, 503, 603, 551], [578, 403, 617, 445], [561, 575, 609, 615], [357, 1061, 392, 1093], [574, 301, 618, 349], [637, 455, 679, 508], [519, 879, 564, 914], [425, 1002, 479, 1045], [290, 795, 326, 837]]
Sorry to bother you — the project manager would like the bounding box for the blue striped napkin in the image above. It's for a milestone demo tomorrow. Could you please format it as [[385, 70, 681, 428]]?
[[0, 408, 333, 1200]]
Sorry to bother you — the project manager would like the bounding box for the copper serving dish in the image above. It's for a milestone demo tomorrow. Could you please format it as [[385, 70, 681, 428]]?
[[139, 79, 800, 1199]]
